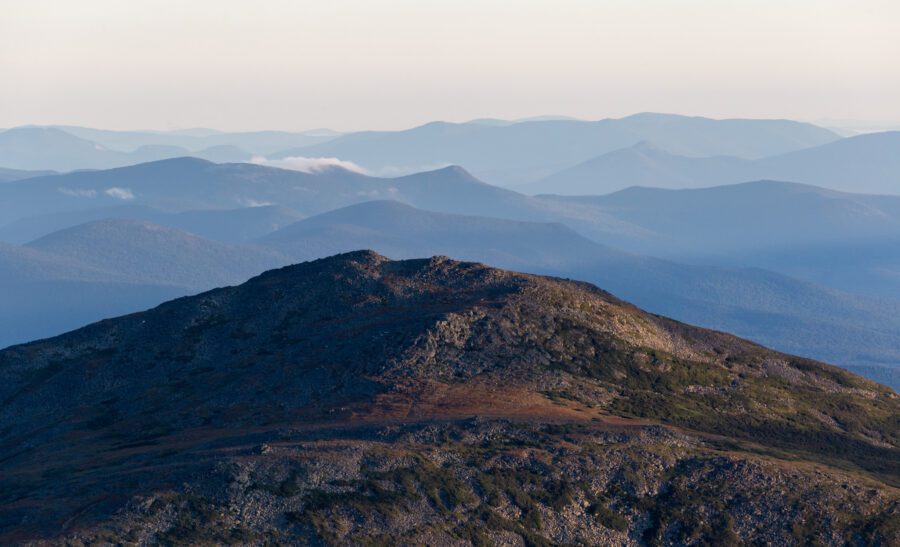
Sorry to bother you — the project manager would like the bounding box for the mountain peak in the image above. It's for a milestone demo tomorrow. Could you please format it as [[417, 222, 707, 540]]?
[[434, 164, 474, 176], [1, 253, 897, 542], [629, 140, 666, 154], [619, 112, 693, 123], [391, 164, 485, 186], [133, 155, 215, 168], [2, 126, 80, 137], [316, 248, 389, 266]]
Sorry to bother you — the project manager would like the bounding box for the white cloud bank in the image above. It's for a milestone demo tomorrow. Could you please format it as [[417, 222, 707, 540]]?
[[104, 187, 135, 200], [251, 155, 367, 175], [58, 187, 136, 200], [236, 197, 274, 208]]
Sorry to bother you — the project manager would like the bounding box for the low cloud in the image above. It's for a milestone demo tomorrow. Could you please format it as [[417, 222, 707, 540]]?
[[237, 197, 274, 208], [105, 187, 135, 200], [59, 187, 97, 198], [251, 155, 367, 175]]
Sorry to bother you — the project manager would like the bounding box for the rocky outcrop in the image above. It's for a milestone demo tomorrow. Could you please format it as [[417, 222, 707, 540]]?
[[1, 251, 897, 544]]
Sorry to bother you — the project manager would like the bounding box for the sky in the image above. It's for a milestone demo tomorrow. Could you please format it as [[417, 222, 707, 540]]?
[[1, 0, 899, 131]]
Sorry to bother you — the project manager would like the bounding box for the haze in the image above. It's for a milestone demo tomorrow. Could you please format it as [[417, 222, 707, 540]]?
[[2, 0, 899, 131]]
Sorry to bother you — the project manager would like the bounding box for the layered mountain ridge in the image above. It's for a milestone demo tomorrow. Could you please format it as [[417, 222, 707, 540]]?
[[525, 131, 900, 195]]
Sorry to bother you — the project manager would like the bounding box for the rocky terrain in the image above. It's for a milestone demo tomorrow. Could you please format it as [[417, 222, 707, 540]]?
[[1, 251, 897, 545]]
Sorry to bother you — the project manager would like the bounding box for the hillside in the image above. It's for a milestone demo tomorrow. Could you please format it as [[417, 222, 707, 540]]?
[[0, 252, 896, 544]]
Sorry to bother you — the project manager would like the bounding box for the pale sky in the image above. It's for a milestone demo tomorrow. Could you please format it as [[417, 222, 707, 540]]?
[[1, 0, 898, 131]]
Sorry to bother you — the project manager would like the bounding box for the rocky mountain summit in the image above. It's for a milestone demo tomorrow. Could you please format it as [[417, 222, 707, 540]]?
[[1, 251, 897, 544]]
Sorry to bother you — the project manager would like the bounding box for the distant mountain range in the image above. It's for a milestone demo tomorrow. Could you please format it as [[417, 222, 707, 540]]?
[[545, 180, 900, 251], [258, 200, 608, 268], [2, 251, 896, 543], [0, 217, 291, 349], [0, 166, 55, 183], [524, 131, 900, 195], [27, 219, 289, 290], [1, 114, 839, 184], [273, 113, 839, 185], [5, 158, 897, 297], [0, 158, 634, 239], [257, 201, 900, 387], [538, 181, 900, 298], [6, 116, 896, 196], [53, 124, 341, 154], [0, 127, 260, 171], [0, 203, 305, 244], [0, 239, 188, 351], [3, 192, 899, 389]]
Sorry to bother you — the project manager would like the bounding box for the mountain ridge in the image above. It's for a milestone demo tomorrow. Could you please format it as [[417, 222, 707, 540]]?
[[272, 113, 839, 185], [1, 251, 896, 543], [525, 131, 900, 195]]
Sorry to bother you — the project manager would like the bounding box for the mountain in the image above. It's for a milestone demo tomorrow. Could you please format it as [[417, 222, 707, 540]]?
[[0, 127, 127, 171], [259, 200, 605, 268], [1, 252, 896, 544], [0, 158, 370, 222], [521, 142, 751, 195], [126, 144, 253, 164], [159, 205, 305, 242], [0, 127, 256, 172], [273, 113, 839, 185], [26, 219, 290, 290], [0, 219, 295, 348], [191, 144, 254, 163], [50, 126, 341, 155], [537, 182, 900, 297], [0, 167, 55, 183], [5, 161, 900, 384], [0, 241, 187, 350], [0, 240, 125, 284], [526, 131, 900, 196], [258, 201, 900, 387], [0, 204, 305, 244], [0, 159, 636, 240], [0, 158, 638, 347], [555, 181, 900, 252], [127, 144, 196, 163], [753, 131, 900, 194]]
